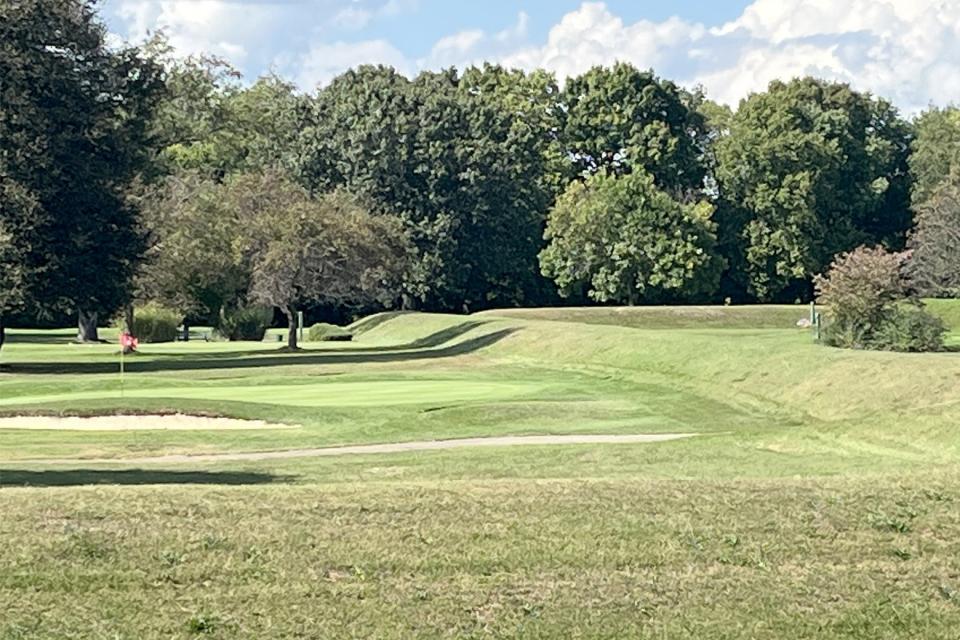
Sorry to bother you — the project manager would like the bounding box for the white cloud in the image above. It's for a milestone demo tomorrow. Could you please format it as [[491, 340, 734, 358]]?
[[499, 3, 703, 83], [330, 0, 417, 31], [485, 0, 960, 113], [107, 0, 960, 111], [113, 0, 286, 64], [297, 39, 411, 89], [418, 12, 529, 71]]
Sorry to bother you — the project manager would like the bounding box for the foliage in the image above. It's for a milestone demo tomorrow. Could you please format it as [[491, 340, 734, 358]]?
[[127, 303, 181, 343], [815, 246, 907, 348], [715, 78, 912, 301], [559, 64, 709, 197], [295, 64, 558, 310], [228, 172, 411, 349], [908, 106, 960, 205], [141, 38, 304, 182], [539, 170, 722, 304], [215, 305, 273, 342], [135, 172, 249, 323], [0, 178, 39, 317], [814, 246, 942, 351], [868, 304, 946, 353], [306, 322, 353, 342], [0, 0, 165, 325], [907, 174, 960, 297]]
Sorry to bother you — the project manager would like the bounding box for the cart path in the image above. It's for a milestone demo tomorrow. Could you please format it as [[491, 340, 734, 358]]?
[[15, 433, 698, 465]]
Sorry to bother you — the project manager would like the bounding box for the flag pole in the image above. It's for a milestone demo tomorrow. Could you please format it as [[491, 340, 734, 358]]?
[[120, 341, 125, 399]]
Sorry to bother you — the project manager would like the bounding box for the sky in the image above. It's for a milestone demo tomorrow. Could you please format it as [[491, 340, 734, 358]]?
[[100, 0, 960, 113]]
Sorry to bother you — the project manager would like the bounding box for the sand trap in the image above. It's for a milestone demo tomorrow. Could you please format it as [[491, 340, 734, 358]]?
[[18, 433, 697, 465], [0, 414, 299, 432]]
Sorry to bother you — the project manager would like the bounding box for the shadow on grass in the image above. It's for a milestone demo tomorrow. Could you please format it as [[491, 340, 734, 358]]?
[[4, 327, 516, 375], [0, 468, 294, 487], [6, 331, 78, 345]]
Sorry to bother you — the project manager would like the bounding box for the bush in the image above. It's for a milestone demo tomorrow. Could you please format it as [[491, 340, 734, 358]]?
[[129, 303, 181, 343], [217, 306, 273, 341], [868, 305, 946, 352], [816, 246, 946, 352], [307, 322, 353, 342], [815, 247, 908, 349]]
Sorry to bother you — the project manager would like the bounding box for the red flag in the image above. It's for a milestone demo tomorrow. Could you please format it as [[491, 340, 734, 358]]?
[[120, 332, 139, 350]]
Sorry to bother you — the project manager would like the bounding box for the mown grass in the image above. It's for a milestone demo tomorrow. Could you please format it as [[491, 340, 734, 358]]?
[[2, 477, 959, 639], [1, 303, 959, 638]]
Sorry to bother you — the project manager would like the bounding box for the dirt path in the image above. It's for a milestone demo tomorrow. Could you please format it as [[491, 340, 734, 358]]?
[[20, 433, 697, 465]]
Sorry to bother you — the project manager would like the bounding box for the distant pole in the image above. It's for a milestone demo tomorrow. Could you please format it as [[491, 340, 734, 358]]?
[[298, 311, 304, 344]]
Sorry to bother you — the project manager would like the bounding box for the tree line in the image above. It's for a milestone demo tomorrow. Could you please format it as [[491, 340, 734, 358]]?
[[2, 0, 958, 349]]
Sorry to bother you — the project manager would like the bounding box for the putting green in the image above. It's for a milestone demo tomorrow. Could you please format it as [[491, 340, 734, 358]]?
[[0, 379, 544, 408]]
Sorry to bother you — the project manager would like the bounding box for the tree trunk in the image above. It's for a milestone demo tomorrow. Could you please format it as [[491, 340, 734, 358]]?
[[124, 305, 135, 334], [285, 307, 299, 350], [122, 306, 136, 353], [182, 320, 190, 342], [0, 316, 5, 353], [77, 311, 100, 343]]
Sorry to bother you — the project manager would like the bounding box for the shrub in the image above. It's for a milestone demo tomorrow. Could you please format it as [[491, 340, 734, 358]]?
[[815, 246, 908, 349], [217, 306, 273, 341], [868, 305, 946, 352], [129, 303, 181, 343], [815, 246, 946, 352], [307, 322, 353, 342]]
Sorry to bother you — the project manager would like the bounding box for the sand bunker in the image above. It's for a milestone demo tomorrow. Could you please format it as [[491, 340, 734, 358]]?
[[0, 414, 299, 431]]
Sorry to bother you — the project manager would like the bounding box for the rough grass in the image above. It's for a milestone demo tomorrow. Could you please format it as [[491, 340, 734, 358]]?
[[2, 477, 959, 639], [1, 303, 960, 638]]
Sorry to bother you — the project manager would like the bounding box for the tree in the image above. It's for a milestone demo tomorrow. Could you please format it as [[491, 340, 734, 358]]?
[[0, 178, 41, 351], [714, 78, 913, 301], [909, 106, 960, 206], [445, 65, 560, 309], [539, 170, 722, 304], [907, 174, 960, 297], [295, 64, 560, 311], [0, 0, 165, 342], [226, 172, 410, 350], [559, 63, 709, 197], [134, 172, 250, 324], [815, 246, 944, 352]]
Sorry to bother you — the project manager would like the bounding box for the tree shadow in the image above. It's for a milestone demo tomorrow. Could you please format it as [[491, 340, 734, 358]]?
[[4, 327, 516, 375], [0, 468, 294, 488], [6, 331, 77, 345]]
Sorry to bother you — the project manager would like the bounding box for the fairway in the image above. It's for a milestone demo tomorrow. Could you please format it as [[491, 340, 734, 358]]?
[[2, 306, 960, 639]]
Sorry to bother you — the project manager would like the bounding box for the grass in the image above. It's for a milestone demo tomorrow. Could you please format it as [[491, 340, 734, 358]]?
[[1, 303, 959, 638]]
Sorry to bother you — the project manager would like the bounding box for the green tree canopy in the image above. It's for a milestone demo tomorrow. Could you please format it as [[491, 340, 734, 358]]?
[[0, 0, 165, 341], [714, 78, 912, 301], [295, 64, 559, 311], [539, 170, 722, 304], [909, 106, 960, 206], [559, 63, 709, 197], [228, 172, 411, 350]]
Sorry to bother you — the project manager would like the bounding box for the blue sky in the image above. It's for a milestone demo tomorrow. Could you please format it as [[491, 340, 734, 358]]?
[[102, 0, 960, 113]]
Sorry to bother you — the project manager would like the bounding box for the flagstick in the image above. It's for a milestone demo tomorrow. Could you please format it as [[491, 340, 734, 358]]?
[[120, 343, 125, 399]]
